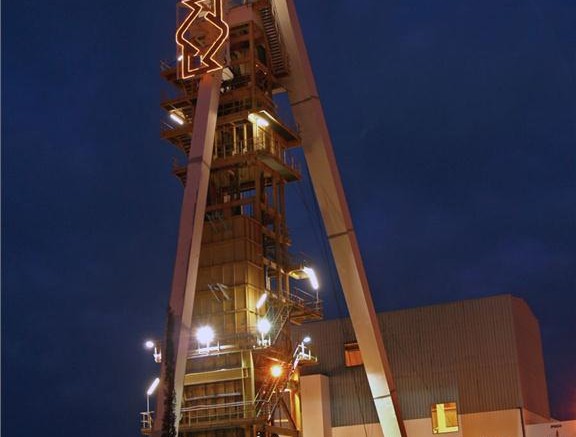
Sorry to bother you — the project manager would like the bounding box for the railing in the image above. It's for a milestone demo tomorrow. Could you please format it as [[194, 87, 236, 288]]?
[[140, 411, 153, 430], [213, 136, 300, 174], [185, 290, 319, 359], [161, 128, 300, 168], [291, 286, 321, 313], [142, 341, 317, 431], [180, 401, 257, 426], [161, 124, 299, 172], [187, 330, 257, 357], [255, 341, 315, 420]]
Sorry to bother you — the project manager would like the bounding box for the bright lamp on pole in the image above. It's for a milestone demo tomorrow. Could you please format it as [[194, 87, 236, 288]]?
[[298, 336, 313, 360], [144, 340, 162, 363], [256, 293, 267, 310], [146, 377, 160, 415], [145, 340, 155, 349], [257, 318, 272, 347], [147, 378, 160, 396], [169, 112, 185, 125], [270, 365, 283, 378], [257, 318, 271, 335], [303, 267, 319, 290], [196, 326, 215, 351]]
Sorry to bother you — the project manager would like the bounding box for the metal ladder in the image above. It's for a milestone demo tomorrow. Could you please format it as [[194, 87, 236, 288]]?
[[258, 6, 289, 77]]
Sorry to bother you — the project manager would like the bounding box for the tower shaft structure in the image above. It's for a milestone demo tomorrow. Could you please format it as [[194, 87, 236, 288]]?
[[146, 1, 407, 436], [149, 2, 321, 436]]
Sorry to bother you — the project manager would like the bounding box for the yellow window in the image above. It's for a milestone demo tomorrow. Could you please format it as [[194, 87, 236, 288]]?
[[344, 342, 363, 367], [431, 402, 459, 434]]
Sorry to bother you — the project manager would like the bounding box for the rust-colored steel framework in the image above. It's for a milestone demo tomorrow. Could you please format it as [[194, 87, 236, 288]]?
[[143, 1, 406, 437]]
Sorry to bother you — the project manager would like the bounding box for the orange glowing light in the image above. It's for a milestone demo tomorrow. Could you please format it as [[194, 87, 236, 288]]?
[[175, 0, 229, 79], [271, 365, 283, 378]]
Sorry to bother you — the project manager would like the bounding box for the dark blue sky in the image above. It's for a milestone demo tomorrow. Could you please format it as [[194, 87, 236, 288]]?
[[3, 0, 575, 435]]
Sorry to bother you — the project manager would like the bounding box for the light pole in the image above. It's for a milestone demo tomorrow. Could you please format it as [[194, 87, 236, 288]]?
[[299, 336, 312, 360], [144, 340, 162, 363], [146, 377, 160, 427], [196, 326, 215, 353], [257, 317, 272, 346], [270, 364, 283, 378], [302, 266, 319, 290]]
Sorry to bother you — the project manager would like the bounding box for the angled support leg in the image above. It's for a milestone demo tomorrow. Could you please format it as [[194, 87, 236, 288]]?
[[271, 1, 407, 436], [152, 72, 222, 437]]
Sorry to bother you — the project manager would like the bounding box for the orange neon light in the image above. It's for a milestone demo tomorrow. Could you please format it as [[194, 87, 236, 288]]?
[[175, 0, 229, 79]]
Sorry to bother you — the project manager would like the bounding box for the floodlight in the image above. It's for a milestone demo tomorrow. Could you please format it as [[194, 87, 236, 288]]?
[[145, 340, 155, 349], [170, 112, 185, 125], [256, 293, 267, 309], [303, 267, 319, 290], [248, 113, 269, 128], [196, 326, 215, 345], [147, 377, 160, 396], [303, 336, 311, 344], [257, 318, 272, 336], [270, 365, 283, 378]]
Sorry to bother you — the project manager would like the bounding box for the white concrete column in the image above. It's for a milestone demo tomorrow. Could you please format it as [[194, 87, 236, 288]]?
[[300, 375, 332, 437]]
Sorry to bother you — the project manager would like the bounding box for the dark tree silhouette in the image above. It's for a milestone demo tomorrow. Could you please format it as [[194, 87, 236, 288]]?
[[162, 307, 177, 437]]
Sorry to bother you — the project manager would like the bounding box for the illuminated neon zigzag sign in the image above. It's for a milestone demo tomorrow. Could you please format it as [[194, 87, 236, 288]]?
[[176, 0, 229, 79]]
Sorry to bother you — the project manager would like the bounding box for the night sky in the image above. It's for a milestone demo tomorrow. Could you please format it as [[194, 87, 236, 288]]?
[[3, 0, 575, 435]]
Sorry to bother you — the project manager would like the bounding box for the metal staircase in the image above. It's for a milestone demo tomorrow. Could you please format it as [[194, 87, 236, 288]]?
[[265, 303, 292, 346], [259, 6, 289, 77], [254, 341, 316, 421]]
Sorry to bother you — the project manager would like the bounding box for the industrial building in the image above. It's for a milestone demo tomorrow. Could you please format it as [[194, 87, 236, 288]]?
[[294, 294, 576, 437]]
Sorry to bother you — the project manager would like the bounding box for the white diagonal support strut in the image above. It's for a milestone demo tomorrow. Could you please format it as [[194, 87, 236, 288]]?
[[151, 72, 222, 437], [271, 1, 407, 436]]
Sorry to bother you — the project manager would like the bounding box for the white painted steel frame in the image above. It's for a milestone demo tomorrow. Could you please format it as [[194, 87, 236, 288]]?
[[152, 72, 222, 437], [271, 1, 407, 435]]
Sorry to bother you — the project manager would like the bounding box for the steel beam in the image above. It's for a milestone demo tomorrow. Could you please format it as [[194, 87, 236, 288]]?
[[152, 72, 222, 437], [271, 1, 407, 436]]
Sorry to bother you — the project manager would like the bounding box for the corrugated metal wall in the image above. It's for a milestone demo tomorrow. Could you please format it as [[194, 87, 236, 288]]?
[[512, 297, 551, 419], [294, 295, 550, 427], [295, 317, 379, 427]]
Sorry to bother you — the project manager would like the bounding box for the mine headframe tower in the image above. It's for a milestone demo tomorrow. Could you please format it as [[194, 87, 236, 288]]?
[[143, 1, 407, 437]]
